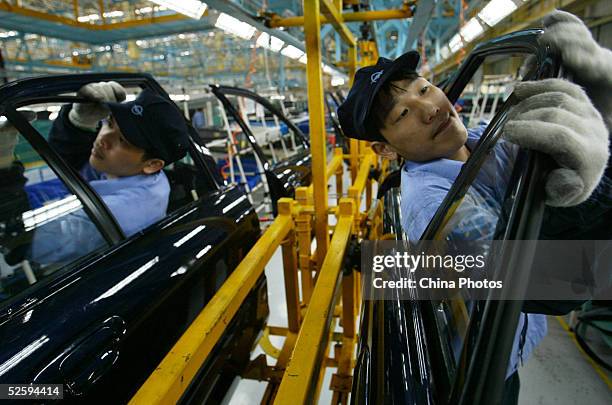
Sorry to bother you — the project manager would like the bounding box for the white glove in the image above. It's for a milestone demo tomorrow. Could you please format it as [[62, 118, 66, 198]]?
[[502, 79, 610, 207], [0, 129, 18, 169], [0, 111, 35, 169], [539, 10, 612, 129], [68, 81, 126, 131]]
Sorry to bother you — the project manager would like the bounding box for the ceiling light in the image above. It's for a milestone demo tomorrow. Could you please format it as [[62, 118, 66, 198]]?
[[256, 33, 285, 52], [281, 45, 305, 60], [215, 13, 256, 40], [460, 17, 484, 42], [478, 0, 517, 27], [298, 54, 307, 64], [449, 33, 463, 53], [104, 11, 124, 18], [0, 31, 17, 38], [440, 45, 450, 60], [322, 64, 334, 75], [331, 77, 345, 87], [256, 33, 270, 48], [150, 0, 207, 20], [78, 14, 99, 22], [269, 36, 285, 52]]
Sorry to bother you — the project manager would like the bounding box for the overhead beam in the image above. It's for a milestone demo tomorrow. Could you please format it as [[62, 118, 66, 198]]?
[[405, 0, 435, 51], [320, 0, 356, 47], [268, 7, 413, 28], [0, 2, 195, 30]]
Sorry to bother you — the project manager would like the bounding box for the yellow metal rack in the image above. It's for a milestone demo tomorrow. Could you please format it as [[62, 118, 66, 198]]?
[[129, 1, 403, 403]]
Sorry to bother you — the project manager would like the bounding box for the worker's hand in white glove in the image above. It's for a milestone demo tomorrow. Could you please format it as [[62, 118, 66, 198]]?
[[502, 79, 610, 207], [68, 81, 126, 132], [540, 10, 612, 129], [540, 10, 612, 87]]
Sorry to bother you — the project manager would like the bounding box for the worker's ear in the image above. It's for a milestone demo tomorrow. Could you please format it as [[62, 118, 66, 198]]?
[[142, 158, 165, 174], [371, 141, 399, 161]]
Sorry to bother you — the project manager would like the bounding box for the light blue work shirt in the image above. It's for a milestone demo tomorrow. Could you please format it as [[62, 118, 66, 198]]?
[[80, 164, 170, 237], [400, 125, 547, 378], [31, 163, 169, 264]]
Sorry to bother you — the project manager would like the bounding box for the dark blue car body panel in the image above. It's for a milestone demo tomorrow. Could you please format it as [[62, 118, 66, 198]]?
[[0, 73, 268, 403]]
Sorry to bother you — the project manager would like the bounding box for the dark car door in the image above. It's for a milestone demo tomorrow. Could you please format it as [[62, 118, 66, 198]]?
[[0, 73, 266, 403], [209, 85, 312, 215], [352, 29, 569, 405]]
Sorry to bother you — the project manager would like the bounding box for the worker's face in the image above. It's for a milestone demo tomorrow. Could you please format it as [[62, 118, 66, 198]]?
[[372, 77, 467, 161], [89, 116, 163, 178]]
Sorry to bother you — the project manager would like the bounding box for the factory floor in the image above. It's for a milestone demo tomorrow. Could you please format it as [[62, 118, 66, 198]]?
[[519, 315, 611, 405]]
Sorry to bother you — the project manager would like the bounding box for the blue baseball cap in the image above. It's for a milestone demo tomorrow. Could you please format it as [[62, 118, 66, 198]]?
[[338, 51, 420, 142], [106, 89, 189, 163]]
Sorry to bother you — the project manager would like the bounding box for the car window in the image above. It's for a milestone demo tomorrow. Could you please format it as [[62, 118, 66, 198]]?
[[20, 90, 215, 223], [454, 54, 531, 128], [423, 52, 532, 386], [0, 112, 109, 305]]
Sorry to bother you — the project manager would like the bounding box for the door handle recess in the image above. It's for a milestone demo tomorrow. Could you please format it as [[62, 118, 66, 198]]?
[[59, 316, 126, 396]]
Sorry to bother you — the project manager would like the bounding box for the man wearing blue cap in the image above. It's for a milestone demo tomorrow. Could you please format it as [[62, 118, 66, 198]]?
[[29, 81, 190, 263], [48, 81, 190, 237], [338, 10, 611, 405]]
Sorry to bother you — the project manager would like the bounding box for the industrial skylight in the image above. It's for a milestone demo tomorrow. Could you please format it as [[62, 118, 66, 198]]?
[[150, 0, 208, 20], [460, 17, 484, 42], [78, 10, 124, 22], [478, 0, 517, 27], [215, 13, 257, 40], [256, 32, 286, 52], [440, 45, 450, 60], [281, 45, 305, 60], [449, 33, 464, 53], [331, 77, 345, 87]]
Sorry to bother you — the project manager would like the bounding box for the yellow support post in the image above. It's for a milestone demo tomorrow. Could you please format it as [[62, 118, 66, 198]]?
[[281, 216, 301, 333], [98, 0, 106, 24], [295, 187, 314, 305], [274, 199, 355, 405], [349, 139, 359, 182], [72, 0, 79, 21], [304, 0, 329, 267], [334, 148, 344, 204], [129, 203, 294, 405], [348, 45, 357, 85]]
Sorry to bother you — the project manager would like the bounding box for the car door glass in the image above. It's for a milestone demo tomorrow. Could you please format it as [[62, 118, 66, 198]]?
[[22, 90, 214, 227], [425, 53, 532, 384], [455, 54, 530, 128], [0, 112, 109, 305]]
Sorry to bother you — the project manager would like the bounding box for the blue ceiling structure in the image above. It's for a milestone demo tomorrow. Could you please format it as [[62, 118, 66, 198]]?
[[0, 0, 482, 92]]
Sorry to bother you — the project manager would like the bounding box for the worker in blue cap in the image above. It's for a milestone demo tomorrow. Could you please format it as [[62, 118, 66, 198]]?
[[27, 81, 191, 263], [338, 10, 610, 405]]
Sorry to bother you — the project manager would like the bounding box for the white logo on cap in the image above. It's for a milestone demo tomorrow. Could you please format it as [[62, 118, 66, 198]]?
[[370, 70, 384, 84], [131, 104, 144, 116]]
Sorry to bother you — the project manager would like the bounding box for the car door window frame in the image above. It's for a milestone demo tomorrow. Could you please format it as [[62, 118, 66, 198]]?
[[1, 103, 124, 244], [417, 29, 562, 404], [0, 73, 224, 244], [209, 84, 310, 169]]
